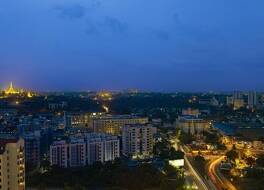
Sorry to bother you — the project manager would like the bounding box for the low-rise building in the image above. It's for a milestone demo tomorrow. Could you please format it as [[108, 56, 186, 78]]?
[[176, 115, 210, 135], [93, 115, 149, 135], [182, 108, 200, 117], [64, 112, 94, 129]]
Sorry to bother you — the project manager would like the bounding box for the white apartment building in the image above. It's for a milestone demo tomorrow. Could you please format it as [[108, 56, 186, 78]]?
[[50, 133, 120, 168], [50, 140, 68, 168], [69, 138, 86, 167], [122, 124, 156, 159], [86, 133, 120, 165]]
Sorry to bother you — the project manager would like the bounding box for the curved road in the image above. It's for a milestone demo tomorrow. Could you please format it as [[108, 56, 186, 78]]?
[[208, 156, 237, 190]]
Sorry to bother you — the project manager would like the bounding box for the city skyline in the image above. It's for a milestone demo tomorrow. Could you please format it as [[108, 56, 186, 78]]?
[[1, 0, 264, 91], [0, 81, 263, 93], [1, 1, 264, 190]]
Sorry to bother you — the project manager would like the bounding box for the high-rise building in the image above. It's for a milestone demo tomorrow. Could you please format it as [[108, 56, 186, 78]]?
[[233, 91, 243, 100], [226, 96, 234, 105], [86, 133, 120, 165], [122, 124, 156, 159], [227, 91, 245, 110], [93, 115, 149, 135], [64, 113, 72, 129], [0, 138, 25, 190], [23, 132, 41, 168], [69, 138, 86, 167], [50, 140, 68, 168], [248, 91, 258, 109]]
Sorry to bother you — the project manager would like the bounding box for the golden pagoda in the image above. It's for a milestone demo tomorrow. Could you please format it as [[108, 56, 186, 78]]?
[[27, 92, 33, 98], [5, 82, 20, 95]]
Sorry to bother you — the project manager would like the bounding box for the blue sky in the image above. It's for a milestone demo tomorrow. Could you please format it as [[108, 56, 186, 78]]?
[[0, 0, 264, 91]]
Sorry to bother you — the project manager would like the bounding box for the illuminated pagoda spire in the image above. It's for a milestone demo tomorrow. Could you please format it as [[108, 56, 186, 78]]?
[[5, 82, 19, 95], [27, 91, 33, 98]]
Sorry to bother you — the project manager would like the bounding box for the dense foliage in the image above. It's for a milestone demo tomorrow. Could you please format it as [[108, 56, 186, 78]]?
[[27, 161, 185, 190]]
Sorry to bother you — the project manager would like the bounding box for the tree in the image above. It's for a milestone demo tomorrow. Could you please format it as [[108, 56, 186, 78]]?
[[37, 183, 46, 190], [203, 131, 219, 144], [217, 143, 227, 150], [162, 163, 185, 190], [164, 163, 179, 178], [256, 154, 264, 168], [64, 184, 74, 190], [179, 131, 194, 144], [154, 140, 171, 159], [246, 157, 255, 167], [160, 179, 180, 190], [226, 147, 239, 163], [169, 149, 184, 160], [41, 159, 51, 171]]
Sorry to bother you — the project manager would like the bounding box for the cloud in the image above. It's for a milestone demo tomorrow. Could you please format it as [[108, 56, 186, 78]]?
[[54, 4, 87, 19], [85, 16, 128, 36], [103, 17, 128, 33], [85, 20, 100, 35], [53, 1, 101, 19], [90, 0, 101, 8]]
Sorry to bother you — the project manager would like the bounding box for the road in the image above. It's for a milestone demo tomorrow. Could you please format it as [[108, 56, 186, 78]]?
[[177, 144, 211, 190], [171, 138, 217, 190], [184, 170, 199, 190], [208, 156, 237, 190]]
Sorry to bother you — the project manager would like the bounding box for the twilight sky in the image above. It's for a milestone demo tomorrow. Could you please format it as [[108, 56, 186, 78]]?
[[0, 0, 264, 91]]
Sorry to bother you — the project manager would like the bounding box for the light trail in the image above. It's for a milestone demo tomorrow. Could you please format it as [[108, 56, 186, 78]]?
[[208, 156, 237, 190], [179, 146, 210, 190]]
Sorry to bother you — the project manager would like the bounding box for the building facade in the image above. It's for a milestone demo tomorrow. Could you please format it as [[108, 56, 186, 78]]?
[[122, 124, 156, 159], [50, 133, 120, 168], [86, 133, 120, 165], [176, 115, 210, 135], [248, 91, 258, 109], [182, 108, 200, 117], [50, 140, 68, 168], [93, 115, 149, 135], [23, 132, 40, 168], [69, 138, 86, 167], [0, 138, 25, 190], [64, 112, 93, 129]]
